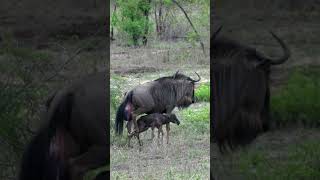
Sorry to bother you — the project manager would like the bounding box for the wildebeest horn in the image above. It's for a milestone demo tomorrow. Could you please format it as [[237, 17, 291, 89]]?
[[173, 70, 179, 79], [257, 31, 290, 66], [212, 26, 222, 41], [190, 72, 201, 82]]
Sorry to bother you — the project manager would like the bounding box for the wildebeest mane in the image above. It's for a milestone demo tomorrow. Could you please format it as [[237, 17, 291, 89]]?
[[154, 72, 190, 82]]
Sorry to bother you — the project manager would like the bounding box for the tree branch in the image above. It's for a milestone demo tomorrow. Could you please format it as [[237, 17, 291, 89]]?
[[171, 0, 206, 55]]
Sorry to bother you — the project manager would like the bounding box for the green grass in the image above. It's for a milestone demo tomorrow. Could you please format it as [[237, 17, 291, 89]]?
[[234, 140, 320, 180], [195, 82, 210, 102], [271, 66, 320, 127]]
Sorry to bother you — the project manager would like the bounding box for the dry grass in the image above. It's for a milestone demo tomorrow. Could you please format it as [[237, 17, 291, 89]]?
[[111, 123, 210, 180]]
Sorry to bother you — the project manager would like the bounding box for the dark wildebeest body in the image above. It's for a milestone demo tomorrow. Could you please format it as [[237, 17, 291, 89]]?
[[211, 27, 290, 152], [115, 72, 200, 144], [19, 72, 108, 180], [128, 113, 180, 146]]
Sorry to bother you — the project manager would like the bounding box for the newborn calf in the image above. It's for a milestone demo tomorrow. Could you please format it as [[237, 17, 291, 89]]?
[[128, 113, 180, 147]]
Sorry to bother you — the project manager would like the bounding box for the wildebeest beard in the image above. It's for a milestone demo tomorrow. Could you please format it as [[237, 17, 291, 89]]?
[[177, 96, 193, 109]]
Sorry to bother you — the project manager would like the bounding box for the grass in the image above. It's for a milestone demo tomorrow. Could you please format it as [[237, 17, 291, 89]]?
[[111, 101, 210, 179], [212, 129, 320, 180], [271, 66, 320, 127], [235, 140, 320, 180]]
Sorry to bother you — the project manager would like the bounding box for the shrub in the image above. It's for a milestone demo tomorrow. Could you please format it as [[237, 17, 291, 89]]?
[[271, 66, 320, 127], [195, 82, 210, 102]]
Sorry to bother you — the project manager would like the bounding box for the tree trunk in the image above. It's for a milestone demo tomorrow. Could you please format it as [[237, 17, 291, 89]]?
[[111, 4, 116, 41]]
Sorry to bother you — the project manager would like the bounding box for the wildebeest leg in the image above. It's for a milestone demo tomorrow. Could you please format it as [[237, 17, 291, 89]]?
[[166, 123, 170, 144], [137, 133, 143, 146], [126, 120, 133, 134], [69, 146, 107, 180], [159, 126, 164, 144], [128, 133, 133, 148], [131, 108, 149, 133], [151, 127, 155, 140], [157, 127, 161, 145]]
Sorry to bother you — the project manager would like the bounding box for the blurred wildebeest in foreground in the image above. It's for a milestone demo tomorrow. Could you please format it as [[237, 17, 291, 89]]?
[[128, 113, 180, 146], [19, 72, 108, 180], [211, 27, 290, 152], [115, 71, 200, 138]]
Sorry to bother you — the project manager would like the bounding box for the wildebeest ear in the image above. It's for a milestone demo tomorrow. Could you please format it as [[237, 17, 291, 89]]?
[[173, 70, 180, 79]]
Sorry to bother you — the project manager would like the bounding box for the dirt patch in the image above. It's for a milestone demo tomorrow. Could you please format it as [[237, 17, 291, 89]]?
[[113, 66, 160, 75]]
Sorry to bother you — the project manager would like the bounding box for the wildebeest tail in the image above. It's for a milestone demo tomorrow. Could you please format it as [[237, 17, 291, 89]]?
[[19, 91, 73, 180], [115, 91, 133, 135]]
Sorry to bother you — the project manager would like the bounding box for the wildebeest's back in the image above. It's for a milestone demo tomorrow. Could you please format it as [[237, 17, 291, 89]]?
[[132, 81, 175, 113]]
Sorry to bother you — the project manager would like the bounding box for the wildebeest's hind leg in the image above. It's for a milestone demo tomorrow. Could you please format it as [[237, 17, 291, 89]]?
[[68, 146, 107, 180], [128, 133, 133, 147], [132, 107, 151, 133], [166, 124, 170, 144], [136, 133, 143, 146], [126, 120, 133, 134], [151, 127, 155, 140]]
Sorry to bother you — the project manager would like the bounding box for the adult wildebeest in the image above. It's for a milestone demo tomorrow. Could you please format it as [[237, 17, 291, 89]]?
[[128, 113, 180, 146], [115, 71, 200, 141], [211, 27, 290, 152], [19, 72, 108, 180]]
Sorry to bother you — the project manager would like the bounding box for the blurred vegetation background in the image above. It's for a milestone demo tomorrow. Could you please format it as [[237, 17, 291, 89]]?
[[0, 0, 107, 179], [212, 0, 320, 179]]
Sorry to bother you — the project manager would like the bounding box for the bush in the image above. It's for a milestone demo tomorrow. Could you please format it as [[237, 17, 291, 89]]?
[[195, 82, 210, 102], [271, 66, 320, 127], [113, 0, 152, 46]]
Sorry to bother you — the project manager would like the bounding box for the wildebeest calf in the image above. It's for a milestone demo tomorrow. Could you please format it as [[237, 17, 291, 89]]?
[[128, 113, 180, 147]]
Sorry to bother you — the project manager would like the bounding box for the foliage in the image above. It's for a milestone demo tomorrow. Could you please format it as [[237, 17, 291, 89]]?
[[271, 66, 320, 127], [195, 82, 210, 102], [113, 0, 152, 45]]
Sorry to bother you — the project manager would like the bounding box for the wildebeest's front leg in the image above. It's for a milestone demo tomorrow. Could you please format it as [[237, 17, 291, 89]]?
[[159, 125, 164, 144], [68, 145, 107, 180], [166, 124, 170, 144], [165, 106, 174, 145]]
